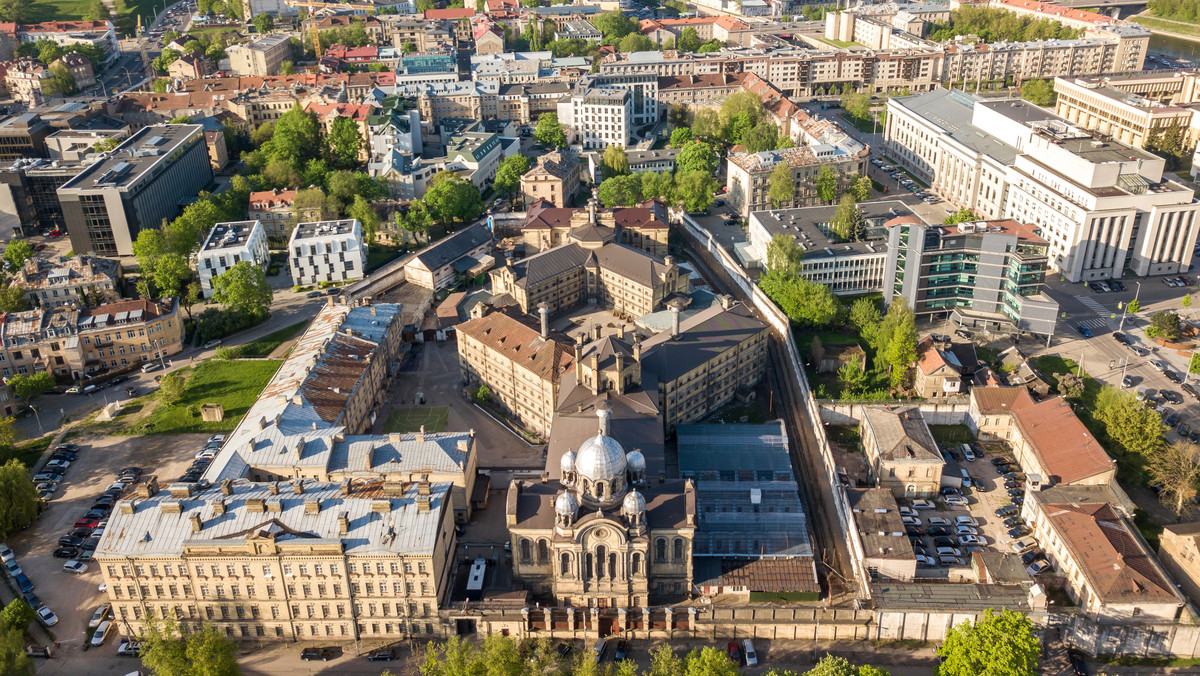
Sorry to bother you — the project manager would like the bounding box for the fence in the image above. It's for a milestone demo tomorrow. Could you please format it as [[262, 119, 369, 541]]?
[[676, 214, 872, 601]]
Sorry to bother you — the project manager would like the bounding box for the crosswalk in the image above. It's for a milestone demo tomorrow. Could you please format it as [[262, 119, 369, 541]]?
[[1072, 295, 1119, 330], [1075, 317, 1111, 329]]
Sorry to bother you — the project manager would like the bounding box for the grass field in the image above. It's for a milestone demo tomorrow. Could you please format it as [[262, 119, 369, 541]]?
[[0, 436, 54, 471], [225, 320, 309, 358], [383, 407, 449, 434], [1132, 15, 1200, 38], [116, 360, 282, 435]]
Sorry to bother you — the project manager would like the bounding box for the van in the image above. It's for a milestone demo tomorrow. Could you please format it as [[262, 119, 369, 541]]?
[[742, 639, 757, 666], [961, 444, 975, 462], [141, 362, 161, 373], [81, 385, 97, 395], [959, 469, 971, 488]]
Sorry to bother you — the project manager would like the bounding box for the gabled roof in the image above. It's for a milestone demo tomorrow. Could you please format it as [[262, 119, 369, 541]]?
[[861, 405, 943, 463], [456, 309, 574, 383]]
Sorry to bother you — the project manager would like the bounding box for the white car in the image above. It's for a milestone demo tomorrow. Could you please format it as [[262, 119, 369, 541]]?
[[1011, 537, 1037, 553], [911, 499, 936, 510], [89, 603, 111, 629], [959, 534, 983, 546], [36, 606, 58, 627], [207, 435, 226, 444], [954, 516, 979, 527], [0, 543, 13, 563], [898, 506, 917, 518], [194, 450, 216, 460], [4, 559, 21, 577], [63, 560, 88, 574], [46, 458, 70, 469], [955, 525, 978, 536], [106, 481, 130, 492], [98, 582, 107, 593], [936, 546, 963, 557], [944, 495, 967, 506]]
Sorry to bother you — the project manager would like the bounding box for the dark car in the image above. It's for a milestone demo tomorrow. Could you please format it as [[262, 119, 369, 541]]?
[[55, 444, 79, 452], [1180, 422, 1192, 438], [904, 526, 921, 537], [306, 291, 322, 298], [1167, 370, 1184, 384], [1168, 411, 1181, 427], [1112, 331, 1130, 345], [119, 467, 141, 476], [300, 647, 342, 662], [1190, 429, 1200, 444], [1021, 550, 1046, 566], [1008, 526, 1031, 538], [990, 457, 1008, 466], [14, 573, 33, 593], [1067, 649, 1088, 676], [83, 508, 109, 520], [81, 537, 100, 552], [69, 527, 93, 539], [995, 505, 1018, 518], [556, 643, 574, 658], [933, 536, 956, 548], [939, 486, 961, 496], [615, 640, 629, 661], [1004, 516, 1023, 528], [727, 642, 741, 664], [1075, 325, 1093, 338], [366, 649, 394, 661], [58, 535, 83, 548], [994, 464, 1013, 475], [1110, 280, 1126, 292], [22, 592, 42, 609], [52, 451, 77, 461], [955, 328, 972, 339], [927, 526, 950, 536], [52, 547, 79, 559], [326, 288, 340, 296]]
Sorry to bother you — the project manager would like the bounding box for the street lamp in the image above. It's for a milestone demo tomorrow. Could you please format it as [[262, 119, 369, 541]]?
[[28, 404, 43, 435], [1118, 281, 1142, 332]]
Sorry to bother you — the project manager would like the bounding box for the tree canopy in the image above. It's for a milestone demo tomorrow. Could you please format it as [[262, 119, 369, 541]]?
[[676, 141, 719, 175], [936, 608, 1039, 676], [141, 617, 240, 676], [534, 113, 567, 149], [0, 459, 40, 539], [494, 154, 532, 198], [1094, 385, 1166, 458], [3, 241, 33, 270], [1020, 78, 1056, 107], [212, 261, 273, 320], [759, 270, 838, 327], [425, 172, 484, 227]]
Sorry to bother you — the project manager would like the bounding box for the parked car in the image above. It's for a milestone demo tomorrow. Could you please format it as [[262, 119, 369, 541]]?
[[89, 603, 112, 629], [1112, 331, 1130, 345], [14, 573, 33, 592], [91, 620, 113, 647], [306, 291, 323, 298], [955, 328, 972, 339], [203, 339, 222, 349], [4, 559, 21, 576], [1026, 560, 1052, 575], [1011, 538, 1037, 553], [954, 516, 978, 527], [901, 516, 921, 527], [0, 543, 12, 563], [117, 640, 142, 657], [1008, 526, 1031, 538], [63, 560, 88, 574], [958, 534, 983, 546], [1003, 516, 1023, 529], [936, 546, 962, 557], [301, 647, 342, 662], [726, 641, 741, 664], [916, 554, 936, 567], [928, 517, 950, 526], [944, 495, 967, 506], [35, 606, 58, 627], [911, 499, 936, 510], [366, 648, 394, 662], [933, 536, 956, 548], [927, 526, 950, 536], [955, 525, 978, 536], [1067, 650, 1088, 676], [615, 640, 629, 661]]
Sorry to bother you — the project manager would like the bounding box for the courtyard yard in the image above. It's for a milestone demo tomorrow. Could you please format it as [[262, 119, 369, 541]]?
[[383, 406, 449, 433]]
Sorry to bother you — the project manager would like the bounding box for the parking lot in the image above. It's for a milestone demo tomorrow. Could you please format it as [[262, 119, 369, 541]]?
[[1, 431, 203, 657]]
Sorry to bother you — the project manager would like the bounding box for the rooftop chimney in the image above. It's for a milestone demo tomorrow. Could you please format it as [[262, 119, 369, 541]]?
[[338, 511, 350, 534], [593, 323, 602, 341], [588, 198, 597, 224], [538, 303, 550, 339], [670, 302, 682, 339], [190, 513, 203, 531], [597, 404, 612, 437]]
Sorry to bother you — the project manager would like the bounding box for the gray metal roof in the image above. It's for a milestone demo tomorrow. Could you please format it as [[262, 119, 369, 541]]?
[[892, 89, 1019, 164], [678, 422, 793, 477], [640, 302, 769, 384], [413, 222, 492, 270]]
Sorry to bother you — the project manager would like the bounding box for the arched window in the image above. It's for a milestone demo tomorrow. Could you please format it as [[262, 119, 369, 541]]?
[[594, 481, 604, 499], [519, 538, 532, 564], [608, 553, 617, 580], [537, 540, 549, 565], [655, 538, 667, 562], [595, 545, 607, 579], [561, 552, 571, 577], [673, 538, 684, 561], [585, 552, 593, 578], [631, 552, 642, 576]]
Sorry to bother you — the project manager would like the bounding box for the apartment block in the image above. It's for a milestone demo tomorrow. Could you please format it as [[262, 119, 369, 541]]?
[[727, 144, 869, 219], [16, 20, 119, 64], [197, 221, 271, 299], [0, 156, 82, 238], [10, 254, 121, 308], [884, 218, 1060, 338], [248, 188, 323, 240], [559, 87, 632, 150], [287, 220, 367, 286], [228, 35, 293, 77], [57, 124, 213, 257], [0, 113, 51, 161], [1159, 523, 1200, 608]]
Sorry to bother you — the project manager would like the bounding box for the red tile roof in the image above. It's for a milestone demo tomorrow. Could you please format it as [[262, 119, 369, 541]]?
[[424, 8, 475, 19], [456, 309, 574, 382], [249, 188, 298, 209], [993, 0, 1114, 25]]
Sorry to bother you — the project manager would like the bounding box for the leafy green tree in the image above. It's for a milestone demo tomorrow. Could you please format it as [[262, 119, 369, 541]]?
[[618, 33, 656, 52], [402, 200, 436, 238], [1184, 293, 1193, 308], [849, 174, 873, 201], [667, 102, 690, 128], [0, 459, 39, 539], [347, 196, 380, 244], [598, 174, 643, 207], [692, 108, 724, 144], [600, 145, 630, 179], [850, 297, 882, 348], [494, 154, 532, 198], [151, 48, 181, 75], [719, 91, 765, 141], [0, 626, 33, 676], [831, 194, 865, 242], [674, 171, 718, 213], [252, 12, 274, 33], [942, 208, 977, 225], [1054, 372, 1085, 400], [0, 285, 28, 312], [36, 39, 63, 65], [593, 10, 638, 42], [425, 172, 484, 227], [815, 165, 838, 204], [141, 617, 240, 676], [668, 127, 692, 148], [261, 104, 321, 173], [937, 608, 1038, 676], [1127, 298, 1140, 314], [739, 119, 782, 153], [3, 240, 33, 270], [805, 654, 891, 676], [8, 372, 55, 403], [534, 113, 567, 149], [44, 63, 77, 96], [473, 384, 492, 404], [677, 26, 701, 51], [169, 115, 193, 124], [158, 371, 187, 406], [325, 116, 363, 169], [639, 171, 674, 203], [212, 261, 273, 319], [1094, 385, 1166, 458], [767, 233, 804, 276], [92, 137, 122, 153], [280, 60, 297, 75], [767, 162, 793, 208], [0, 599, 33, 633], [875, 300, 918, 387], [1020, 78, 1056, 106], [759, 270, 838, 327], [676, 141, 719, 175], [1148, 440, 1200, 517], [1151, 310, 1182, 340], [0, 0, 25, 22], [697, 39, 722, 53]]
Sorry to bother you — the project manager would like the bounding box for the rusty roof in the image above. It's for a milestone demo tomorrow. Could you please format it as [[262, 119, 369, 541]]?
[[456, 309, 574, 383]]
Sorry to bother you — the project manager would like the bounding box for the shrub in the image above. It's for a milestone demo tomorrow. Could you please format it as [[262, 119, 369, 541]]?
[[196, 307, 265, 342]]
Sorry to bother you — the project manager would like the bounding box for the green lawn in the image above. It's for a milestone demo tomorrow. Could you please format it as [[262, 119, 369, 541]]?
[[840, 112, 879, 135], [366, 245, 405, 273], [118, 360, 282, 436], [228, 320, 309, 358], [816, 37, 860, 48], [929, 424, 974, 445], [1, 436, 54, 472], [383, 407, 449, 434], [1034, 355, 1101, 408], [1132, 15, 1200, 37]]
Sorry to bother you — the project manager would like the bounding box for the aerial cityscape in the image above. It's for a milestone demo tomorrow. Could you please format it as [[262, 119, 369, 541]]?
[[0, 0, 1197, 673]]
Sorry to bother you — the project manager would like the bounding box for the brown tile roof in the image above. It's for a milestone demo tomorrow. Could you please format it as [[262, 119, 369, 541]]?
[[249, 188, 297, 210], [612, 202, 669, 230], [657, 73, 747, 91], [425, 7, 475, 19], [299, 332, 378, 424], [522, 203, 576, 231], [456, 309, 574, 383], [715, 558, 819, 593]]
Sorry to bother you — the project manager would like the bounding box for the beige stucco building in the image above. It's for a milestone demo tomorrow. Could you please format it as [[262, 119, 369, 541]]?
[[726, 144, 870, 219], [227, 35, 292, 77], [859, 405, 945, 499], [10, 254, 121, 308], [519, 151, 580, 208], [522, 199, 669, 258], [1159, 522, 1200, 608], [1054, 75, 1200, 153]]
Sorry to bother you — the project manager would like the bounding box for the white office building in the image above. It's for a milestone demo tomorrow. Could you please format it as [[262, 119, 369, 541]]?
[[197, 220, 271, 298], [558, 87, 632, 150], [885, 89, 1200, 282], [288, 219, 367, 285]]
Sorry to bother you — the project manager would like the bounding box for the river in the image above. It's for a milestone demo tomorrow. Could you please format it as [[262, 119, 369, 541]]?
[[1149, 32, 1200, 63]]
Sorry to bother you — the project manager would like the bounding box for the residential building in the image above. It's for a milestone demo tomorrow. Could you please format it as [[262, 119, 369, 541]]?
[[726, 143, 869, 219], [473, 20, 504, 55], [52, 52, 94, 89], [968, 386, 1116, 487], [10, 254, 121, 308], [1158, 523, 1200, 608], [0, 156, 82, 237], [44, 128, 127, 162], [57, 124, 213, 257], [747, 201, 908, 295], [16, 20, 118, 64], [885, 90, 1200, 281], [859, 405, 945, 499], [456, 306, 575, 437], [249, 188, 322, 240], [4, 58, 49, 106], [522, 199, 670, 257], [167, 52, 216, 80], [306, 102, 374, 163], [912, 337, 979, 400], [228, 35, 293, 77], [884, 218, 1061, 339], [558, 86, 632, 150], [384, 17, 451, 52], [96, 477, 458, 642], [520, 151, 580, 208], [0, 113, 51, 161], [197, 221, 271, 299], [1054, 75, 1200, 153], [287, 219, 367, 285], [403, 223, 493, 290], [1022, 484, 1184, 621], [204, 129, 228, 171], [847, 488, 916, 581], [640, 298, 769, 431], [585, 148, 677, 184]]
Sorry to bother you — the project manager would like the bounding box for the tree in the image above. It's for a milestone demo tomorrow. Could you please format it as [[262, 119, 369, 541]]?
[[157, 370, 187, 406], [739, 119, 782, 153], [762, 162, 794, 208], [942, 208, 978, 225], [1094, 385, 1166, 458], [674, 171, 718, 214], [3, 240, 33, 270], [677, 26, 701, 51], [45, 63, 77, 96], [280, 60, 297, 75], [0, 0, 26, 23], [618, 33, 656, 52], [638, 171, 673, 203], [697, 39, 722, 53], [1054, 372, 1085, 400], [668, 127, 692, 148], [425, 172, 484, 227], [849, 174, 873, 201], [0, 285, 26, 312], [815, 165, 838, 204], [598, 174, 643, 207], [141, 617, 240, 676], [0, 599, 33, 633], [262, 104, 321, 172], [0, 626, 33, 676], [593, 10, 638, 42], [151, 48, 181, 75], [92, 137, 121, 153], [850, 296, 882, 348], [252, 12, 274, 33], [1185, 293, 1193, 308], [169, 115, 193, 124], [347, 196, 380, 244], [8, 372, 54, 403], [805, 655, 891, 676], [676, 141, 719, 175], [759, 271, 838, 327], [937, 608, 1038, 676], [876, 300, 918, 387], [767, 233, 805, 276], [1151, 310, 1182, 341], [473, 383, 492, 404], [1127, 298, 1140, 314], [325, 116, 363, 169], [534, 113, 567, 149], [667, 102, 690, 128], [0, 459, 39, 539], [494, 154, 531, 198], [1020, 78, 1055, 106], [1147, 440, 1200, 517], [402, 200, 436, 238], [692, 108, 723, 144], [213, 261, 273, 319], [600, 145, 630, 179], [831, 194, 865, 242], [838, 359, 868, 396]]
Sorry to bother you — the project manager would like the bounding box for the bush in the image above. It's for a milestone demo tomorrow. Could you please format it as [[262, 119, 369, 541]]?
[[195, 307, 265, 342], [267, 265, 281, 276], [212, 346, 238, 360]]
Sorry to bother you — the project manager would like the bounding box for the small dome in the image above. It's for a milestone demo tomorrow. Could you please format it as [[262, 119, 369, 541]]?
[[555, 491, 579, 516], [626, 450, 646, 473], [576, 433, 628, 484], [622, 490, 646, 515], [560, 450, 577, 475]]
